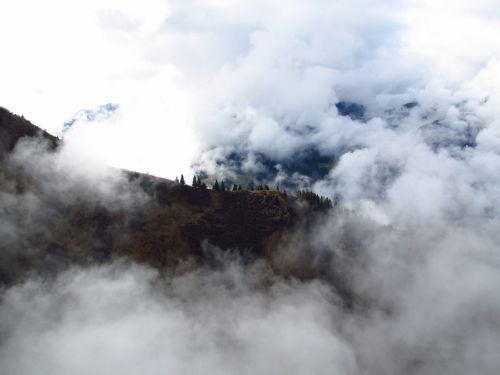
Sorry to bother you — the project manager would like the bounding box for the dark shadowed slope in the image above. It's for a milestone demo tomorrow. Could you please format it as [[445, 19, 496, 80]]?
[[0, 108, 330, 285], [0, 107, 58, 154]]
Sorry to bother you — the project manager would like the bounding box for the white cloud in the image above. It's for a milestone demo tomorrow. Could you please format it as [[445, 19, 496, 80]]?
[[0, 0, 195, 179], [3, 2, 500, 374], [2, 0, 500, 184], [0, 263, 359, 375]]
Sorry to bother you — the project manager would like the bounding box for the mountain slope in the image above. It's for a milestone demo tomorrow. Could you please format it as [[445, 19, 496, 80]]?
[[0, 108, 329, 285], [0, 107, 58, 154]]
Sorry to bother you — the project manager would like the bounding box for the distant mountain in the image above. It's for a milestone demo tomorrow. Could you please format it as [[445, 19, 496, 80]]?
[[62, 103, 119, 134], [335, 101, 365, 120], [193, 101, 367, 189]]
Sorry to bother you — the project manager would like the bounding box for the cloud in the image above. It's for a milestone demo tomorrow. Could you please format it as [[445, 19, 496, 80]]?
[[2, 0, 499, 184], [0, 135, 152, 284], [0, 262, 359, 375], [2, 2, 500, 373], [0, 0, 193, 179], [2, 223, 500, 375], [3, 135, 499, 374], [178, 0, 499, 187]]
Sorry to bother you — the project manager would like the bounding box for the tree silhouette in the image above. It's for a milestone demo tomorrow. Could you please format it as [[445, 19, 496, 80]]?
[[220, 181, 226, 191], [213, 180, 220, 191], [175, 176, 179, 184], [192, 175, 197, 187], [297, 189, 332, 210], [180, 174, 185, 186]]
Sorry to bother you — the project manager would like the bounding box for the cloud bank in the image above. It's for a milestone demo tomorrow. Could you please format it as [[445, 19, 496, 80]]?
[[2, 1, 500, 374], [0, 263, 358, 375], [2, 0, 500, 183], [2, 231, 500, 375]]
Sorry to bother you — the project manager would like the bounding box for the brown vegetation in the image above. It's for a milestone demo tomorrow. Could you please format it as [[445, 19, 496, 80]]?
[[0, 108, 332, 285]]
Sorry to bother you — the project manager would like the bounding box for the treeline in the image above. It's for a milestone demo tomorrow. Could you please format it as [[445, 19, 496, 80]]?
[[174, 174, 237, 191], [174, 174, 333, 210], [175, 174, 282, 193], [297, 190, 333, 210]]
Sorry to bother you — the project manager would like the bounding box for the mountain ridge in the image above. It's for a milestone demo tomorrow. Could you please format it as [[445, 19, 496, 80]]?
[[0, 107, 331, 285]]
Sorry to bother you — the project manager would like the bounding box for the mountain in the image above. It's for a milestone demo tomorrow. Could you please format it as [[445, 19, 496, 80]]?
[[191, 101, 367, 188], [0, 107, 331, 286], [0, 107, 58, 153]]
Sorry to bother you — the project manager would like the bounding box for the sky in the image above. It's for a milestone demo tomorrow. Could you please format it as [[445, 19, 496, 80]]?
[[1, 0, 500, 181], [2, 2, 500, 374]]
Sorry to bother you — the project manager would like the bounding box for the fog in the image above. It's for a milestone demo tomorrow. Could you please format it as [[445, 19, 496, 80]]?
[[2, 0, 500, 373], [0, 262, 357, 375], [2, 134, 500, 373], [2, 221, 500, 375]]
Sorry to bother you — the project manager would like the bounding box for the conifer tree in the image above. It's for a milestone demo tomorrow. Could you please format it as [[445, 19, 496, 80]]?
[[192, 175, 197, 187], [180, 174, 185, 185], [238, 185, 242, 191], [175, 176, 179, 184], [213, 180, 220, 191], [232, 184, 238, 191], [220, 181, 226, 191]]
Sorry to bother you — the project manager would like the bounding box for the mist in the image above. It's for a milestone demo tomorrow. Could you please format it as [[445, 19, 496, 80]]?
[[2, 133, 500, 373], [2, 140, 500, 373], [2, 221, 500, 375], [2, 0, 500, 374]]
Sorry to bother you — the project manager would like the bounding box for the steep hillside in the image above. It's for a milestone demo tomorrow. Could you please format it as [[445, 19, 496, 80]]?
[[0, 108, 330, 285], [0, 107, 58, 154]]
